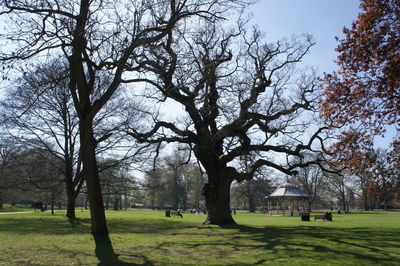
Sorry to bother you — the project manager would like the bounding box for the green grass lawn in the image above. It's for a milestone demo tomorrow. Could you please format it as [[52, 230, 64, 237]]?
[[0, 204, 34, 213], [0, 209, 399, 265]]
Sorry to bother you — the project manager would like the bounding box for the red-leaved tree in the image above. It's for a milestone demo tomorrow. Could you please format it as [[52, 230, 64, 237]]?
[[322, 0, 399, 194]]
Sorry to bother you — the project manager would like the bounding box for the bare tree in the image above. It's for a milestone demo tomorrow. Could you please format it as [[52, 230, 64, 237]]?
[[231, 155, 272, 212], [143, 169, 165, 209], [0, 0, 239, 238], [17, 147, 65, 215], [181, 163, 206, 211], [0, 140, 65, 211], [142, 149, 205, 210], [328, 133, 379, 210], [292, 153, 326, 211], [126, 20, 332, 224], [0, 137, 22, 208], [0, 60, 84, 219], [295, 166, 324, 211], [1, 58, 150, 219], [98, 158, 139, 211], [326, 172, 351, 212], [372, 148, 399, 211], [231, 175, 272, 212]]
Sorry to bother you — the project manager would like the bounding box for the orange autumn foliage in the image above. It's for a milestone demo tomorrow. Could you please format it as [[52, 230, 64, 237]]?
[[322, 0, 399, 195], [322, 0, 399, 136]]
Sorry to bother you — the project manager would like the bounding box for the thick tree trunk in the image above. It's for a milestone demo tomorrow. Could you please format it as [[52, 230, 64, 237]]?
[[66, 190, 77, 220], [202, 171, 235, 225], [80, 119, 109, 239], [63, 100, 78, 221], [65, 165, 77, 219], [0, 198, 3, 209]]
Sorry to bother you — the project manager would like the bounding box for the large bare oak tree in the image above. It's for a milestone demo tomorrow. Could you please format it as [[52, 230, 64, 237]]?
[[126, 21, 332, 224]]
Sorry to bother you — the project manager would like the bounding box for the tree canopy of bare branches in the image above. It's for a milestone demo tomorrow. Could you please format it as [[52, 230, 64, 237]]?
[[125, 17, 332, 224]]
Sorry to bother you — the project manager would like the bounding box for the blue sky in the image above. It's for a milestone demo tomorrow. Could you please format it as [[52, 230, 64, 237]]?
[[250, 0, 360, 74]]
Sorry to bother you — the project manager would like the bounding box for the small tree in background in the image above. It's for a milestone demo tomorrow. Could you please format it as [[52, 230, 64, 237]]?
[[0, 138, 23, 209], [142, 150, 206, 210], [292, 161, 325, 211], [99, 158, 138, 211]]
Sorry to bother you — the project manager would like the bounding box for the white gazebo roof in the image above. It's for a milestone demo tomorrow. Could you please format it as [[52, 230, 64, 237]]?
[[266, 182, 309, 198]]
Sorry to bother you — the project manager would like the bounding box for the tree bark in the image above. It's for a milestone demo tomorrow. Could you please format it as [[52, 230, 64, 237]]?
[[66, 189, 77, 220], [80, 119, 109, 239], [202, 169, 235, 225], [65, 160, 77, 219], [62, 93, 79, 220]]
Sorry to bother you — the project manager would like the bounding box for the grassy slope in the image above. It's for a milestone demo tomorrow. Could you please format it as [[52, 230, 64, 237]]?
[[0, 210, 399, 265]]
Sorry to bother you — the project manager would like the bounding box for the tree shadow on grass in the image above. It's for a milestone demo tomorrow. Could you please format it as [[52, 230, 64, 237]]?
[[218, 224, 400, 264], [94, 236, 153, 266], [0, 217, 94, 236], [29, 240, 153, 265], [3, 212, 399, 264], [0, 214, 194, 236], [147, 223, 400, 264]]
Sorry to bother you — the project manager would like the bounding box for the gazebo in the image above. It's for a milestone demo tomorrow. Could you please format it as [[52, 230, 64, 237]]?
[[265, 182, 309, 216]]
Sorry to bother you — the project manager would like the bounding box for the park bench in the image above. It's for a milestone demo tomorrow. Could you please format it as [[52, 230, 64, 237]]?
[[314, 214, 326, 221], [171, 210, 183, 218], [314, 212, 333, 221]]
